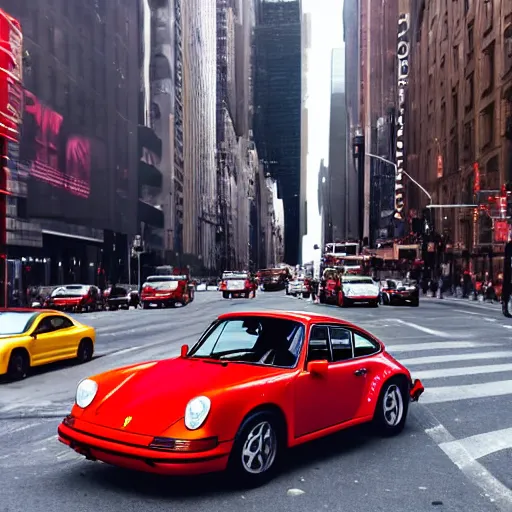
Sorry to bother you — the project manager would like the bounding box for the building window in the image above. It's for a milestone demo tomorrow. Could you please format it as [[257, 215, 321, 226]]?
[[465, 73, 474, 112], [467, 23, 474, 61], [505, 26, 512, 76], [463, 121, 474, 161], [453, 45, 459, 71], [452, 92, 458, 123], [483, 0, 493, 35], [481, 42, 495, 96], [479, 103, 494, 151]]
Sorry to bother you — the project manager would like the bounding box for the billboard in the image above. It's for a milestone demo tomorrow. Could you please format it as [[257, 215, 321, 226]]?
[[19, 90, 109, 226]]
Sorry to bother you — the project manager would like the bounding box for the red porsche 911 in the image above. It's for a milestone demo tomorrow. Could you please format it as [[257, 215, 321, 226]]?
[[58, 311, 424, 485]]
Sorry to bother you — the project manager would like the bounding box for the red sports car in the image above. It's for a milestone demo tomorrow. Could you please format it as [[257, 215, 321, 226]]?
[[58, 311, 424, 485]]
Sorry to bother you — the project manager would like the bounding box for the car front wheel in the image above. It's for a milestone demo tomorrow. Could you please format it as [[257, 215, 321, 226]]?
[[229, 411, 282, 487], [373, 378, 409, 436]]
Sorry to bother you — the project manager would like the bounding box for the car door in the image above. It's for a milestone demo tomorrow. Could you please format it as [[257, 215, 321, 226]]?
[[30, 316, 57, 364], [48, 316, 78, 358], [294, 325, 336, 437], [294, 324, 376, 438], [328, 327, 378, 423]]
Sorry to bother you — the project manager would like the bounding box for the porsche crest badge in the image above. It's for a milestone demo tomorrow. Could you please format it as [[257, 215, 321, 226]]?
[[122, 416, 132, 428]]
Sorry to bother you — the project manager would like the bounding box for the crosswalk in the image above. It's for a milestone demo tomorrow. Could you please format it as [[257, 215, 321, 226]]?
[[381, 321, 512, 508]]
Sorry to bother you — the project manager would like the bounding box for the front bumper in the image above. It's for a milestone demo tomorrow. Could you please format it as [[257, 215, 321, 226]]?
[[142, 294, 181, 303], [345, 295, 379, 303], [57, 417, 231, 476], [410, 379, 424, 402]]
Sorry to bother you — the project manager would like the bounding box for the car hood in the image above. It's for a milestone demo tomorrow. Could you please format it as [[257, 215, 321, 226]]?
[[86, 358, 286, 436]]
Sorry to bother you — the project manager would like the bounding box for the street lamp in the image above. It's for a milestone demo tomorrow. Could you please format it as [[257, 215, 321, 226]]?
[[366, 153, 433, 205]]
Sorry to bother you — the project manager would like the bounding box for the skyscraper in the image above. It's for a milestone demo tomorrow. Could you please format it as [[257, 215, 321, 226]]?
[[253, 0, 302, 265]]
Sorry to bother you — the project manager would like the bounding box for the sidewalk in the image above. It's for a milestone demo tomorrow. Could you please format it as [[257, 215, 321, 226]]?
[[423, 294, 501, 310]]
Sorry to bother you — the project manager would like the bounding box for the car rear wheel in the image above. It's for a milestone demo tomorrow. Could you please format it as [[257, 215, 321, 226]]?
[[77, 339, 94, 364], [373, 378, 409, 436], [7, 350, 29, 380], [229, 411, 282, 487], [222, 291, 229, 299]]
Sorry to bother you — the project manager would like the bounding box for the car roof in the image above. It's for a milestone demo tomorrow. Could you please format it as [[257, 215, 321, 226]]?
[[0, 308, 65, 315], [217, 310, 358, 328]]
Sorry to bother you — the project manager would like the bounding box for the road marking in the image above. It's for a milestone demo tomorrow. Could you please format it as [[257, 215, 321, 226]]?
[[110, 346, 143, 356], [421, 379, 512, 404], [424, 423, 512, 510], [453, 309, 487, 316], [0, 422, 41, 435], [416, 362, 512, 379], [401, 350, 512, 365], [387, 341, 500, 353], [392, 319, 459, 337], [440, 427, 512, 461]]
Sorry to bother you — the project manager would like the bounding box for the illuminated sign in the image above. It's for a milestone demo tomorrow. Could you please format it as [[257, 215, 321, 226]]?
[[395, 12, 409, 220]]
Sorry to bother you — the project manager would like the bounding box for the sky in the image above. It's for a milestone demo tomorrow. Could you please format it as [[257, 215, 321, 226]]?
[[301, 0, 345, 263]]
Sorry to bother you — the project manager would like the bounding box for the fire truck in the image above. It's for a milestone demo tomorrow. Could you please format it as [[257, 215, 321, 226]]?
[[0, 9, 23, 308]]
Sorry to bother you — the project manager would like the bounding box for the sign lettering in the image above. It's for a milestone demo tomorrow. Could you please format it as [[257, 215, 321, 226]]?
[[395, 13, 410, 220]]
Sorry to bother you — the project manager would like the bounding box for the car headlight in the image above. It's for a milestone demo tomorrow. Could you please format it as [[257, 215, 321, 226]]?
[[184, 396, 211, 430], [75, 379, 98, 409]]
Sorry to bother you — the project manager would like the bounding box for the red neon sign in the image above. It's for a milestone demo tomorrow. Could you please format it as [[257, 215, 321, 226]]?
[[0, 9, 23, 143], [473, 162, 480, 193]]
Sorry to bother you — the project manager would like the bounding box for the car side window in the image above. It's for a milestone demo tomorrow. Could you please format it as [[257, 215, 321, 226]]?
[[35, 317, 54, 334], [307, 325, 331, 362], [49, 316, 74, 330], [353, 332, 380, 357], [330, 327, 353, 362]]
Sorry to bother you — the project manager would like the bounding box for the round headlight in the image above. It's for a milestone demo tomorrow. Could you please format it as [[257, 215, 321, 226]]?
[[184, 396, 211, 430], [75, 379, 98, 409]]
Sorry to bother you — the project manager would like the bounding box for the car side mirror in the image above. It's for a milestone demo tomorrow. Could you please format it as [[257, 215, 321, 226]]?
[[181, 344, 189, 358], [31, 332, 37, 339], [307, 360, 328, 377]]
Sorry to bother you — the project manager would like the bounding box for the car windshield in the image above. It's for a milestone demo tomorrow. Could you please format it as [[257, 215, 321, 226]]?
[[188, 317, 304, 368], [342, 276, 374, 284], [146, 276, 186, 282], [0, 312, 38, 335], [51, 285, 88, 297]]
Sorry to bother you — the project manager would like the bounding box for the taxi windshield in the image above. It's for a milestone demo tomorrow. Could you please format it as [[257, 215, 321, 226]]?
[[0, 312, 38, 336]]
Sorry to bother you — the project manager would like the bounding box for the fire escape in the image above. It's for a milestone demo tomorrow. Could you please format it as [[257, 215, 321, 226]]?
[[216, 0, 233, 271], [174, 0, 185, 255]]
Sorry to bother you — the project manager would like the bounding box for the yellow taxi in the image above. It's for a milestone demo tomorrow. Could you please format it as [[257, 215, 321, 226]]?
[[0, 309, 96, 380]]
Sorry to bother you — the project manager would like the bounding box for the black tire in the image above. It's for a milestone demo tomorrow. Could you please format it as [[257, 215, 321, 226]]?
[[223, 291, 229, 299], [7, 350, 29, 381], [410, 299, 419, 307], [228, 411, 284, 487], [369, 300, 379, 308], [143, 302, 150, 309], [373, 377, 409, 437], [77, 339, 94, 364], [303, 293, 310, 299]]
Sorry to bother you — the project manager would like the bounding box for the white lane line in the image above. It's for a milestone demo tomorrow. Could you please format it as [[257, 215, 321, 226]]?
[[0, 422, 41, 435], [424, 423, 512, 510], [392, 319, 460, 337], [440, 428, 512, 461], [421, 379, 512, 404], [108, 346, 142, 356], [416, 363, 512, 379], [453, 309, 487, 316], [387, 341, 501, 352], [401, 351, 512, 365]]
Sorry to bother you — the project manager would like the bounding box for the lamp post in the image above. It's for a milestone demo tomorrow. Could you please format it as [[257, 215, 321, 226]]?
[[366, 153, 433, 205], [132, 235, 144, 292]]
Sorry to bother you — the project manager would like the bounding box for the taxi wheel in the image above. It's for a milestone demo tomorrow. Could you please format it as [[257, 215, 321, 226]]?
[[77, 339, 94, 364], [7, 350, 29, 381], [228, 411, 283, 487]]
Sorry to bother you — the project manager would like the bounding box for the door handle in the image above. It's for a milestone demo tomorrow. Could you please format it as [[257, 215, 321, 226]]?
[[354, 368, 367, 376]]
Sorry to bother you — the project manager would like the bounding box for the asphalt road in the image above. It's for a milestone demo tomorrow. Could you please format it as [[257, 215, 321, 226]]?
[[0, 292, 511, 512]]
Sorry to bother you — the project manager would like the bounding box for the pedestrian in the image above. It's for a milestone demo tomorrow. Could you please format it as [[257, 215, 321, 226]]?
[[251, 275, 257, 299]]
